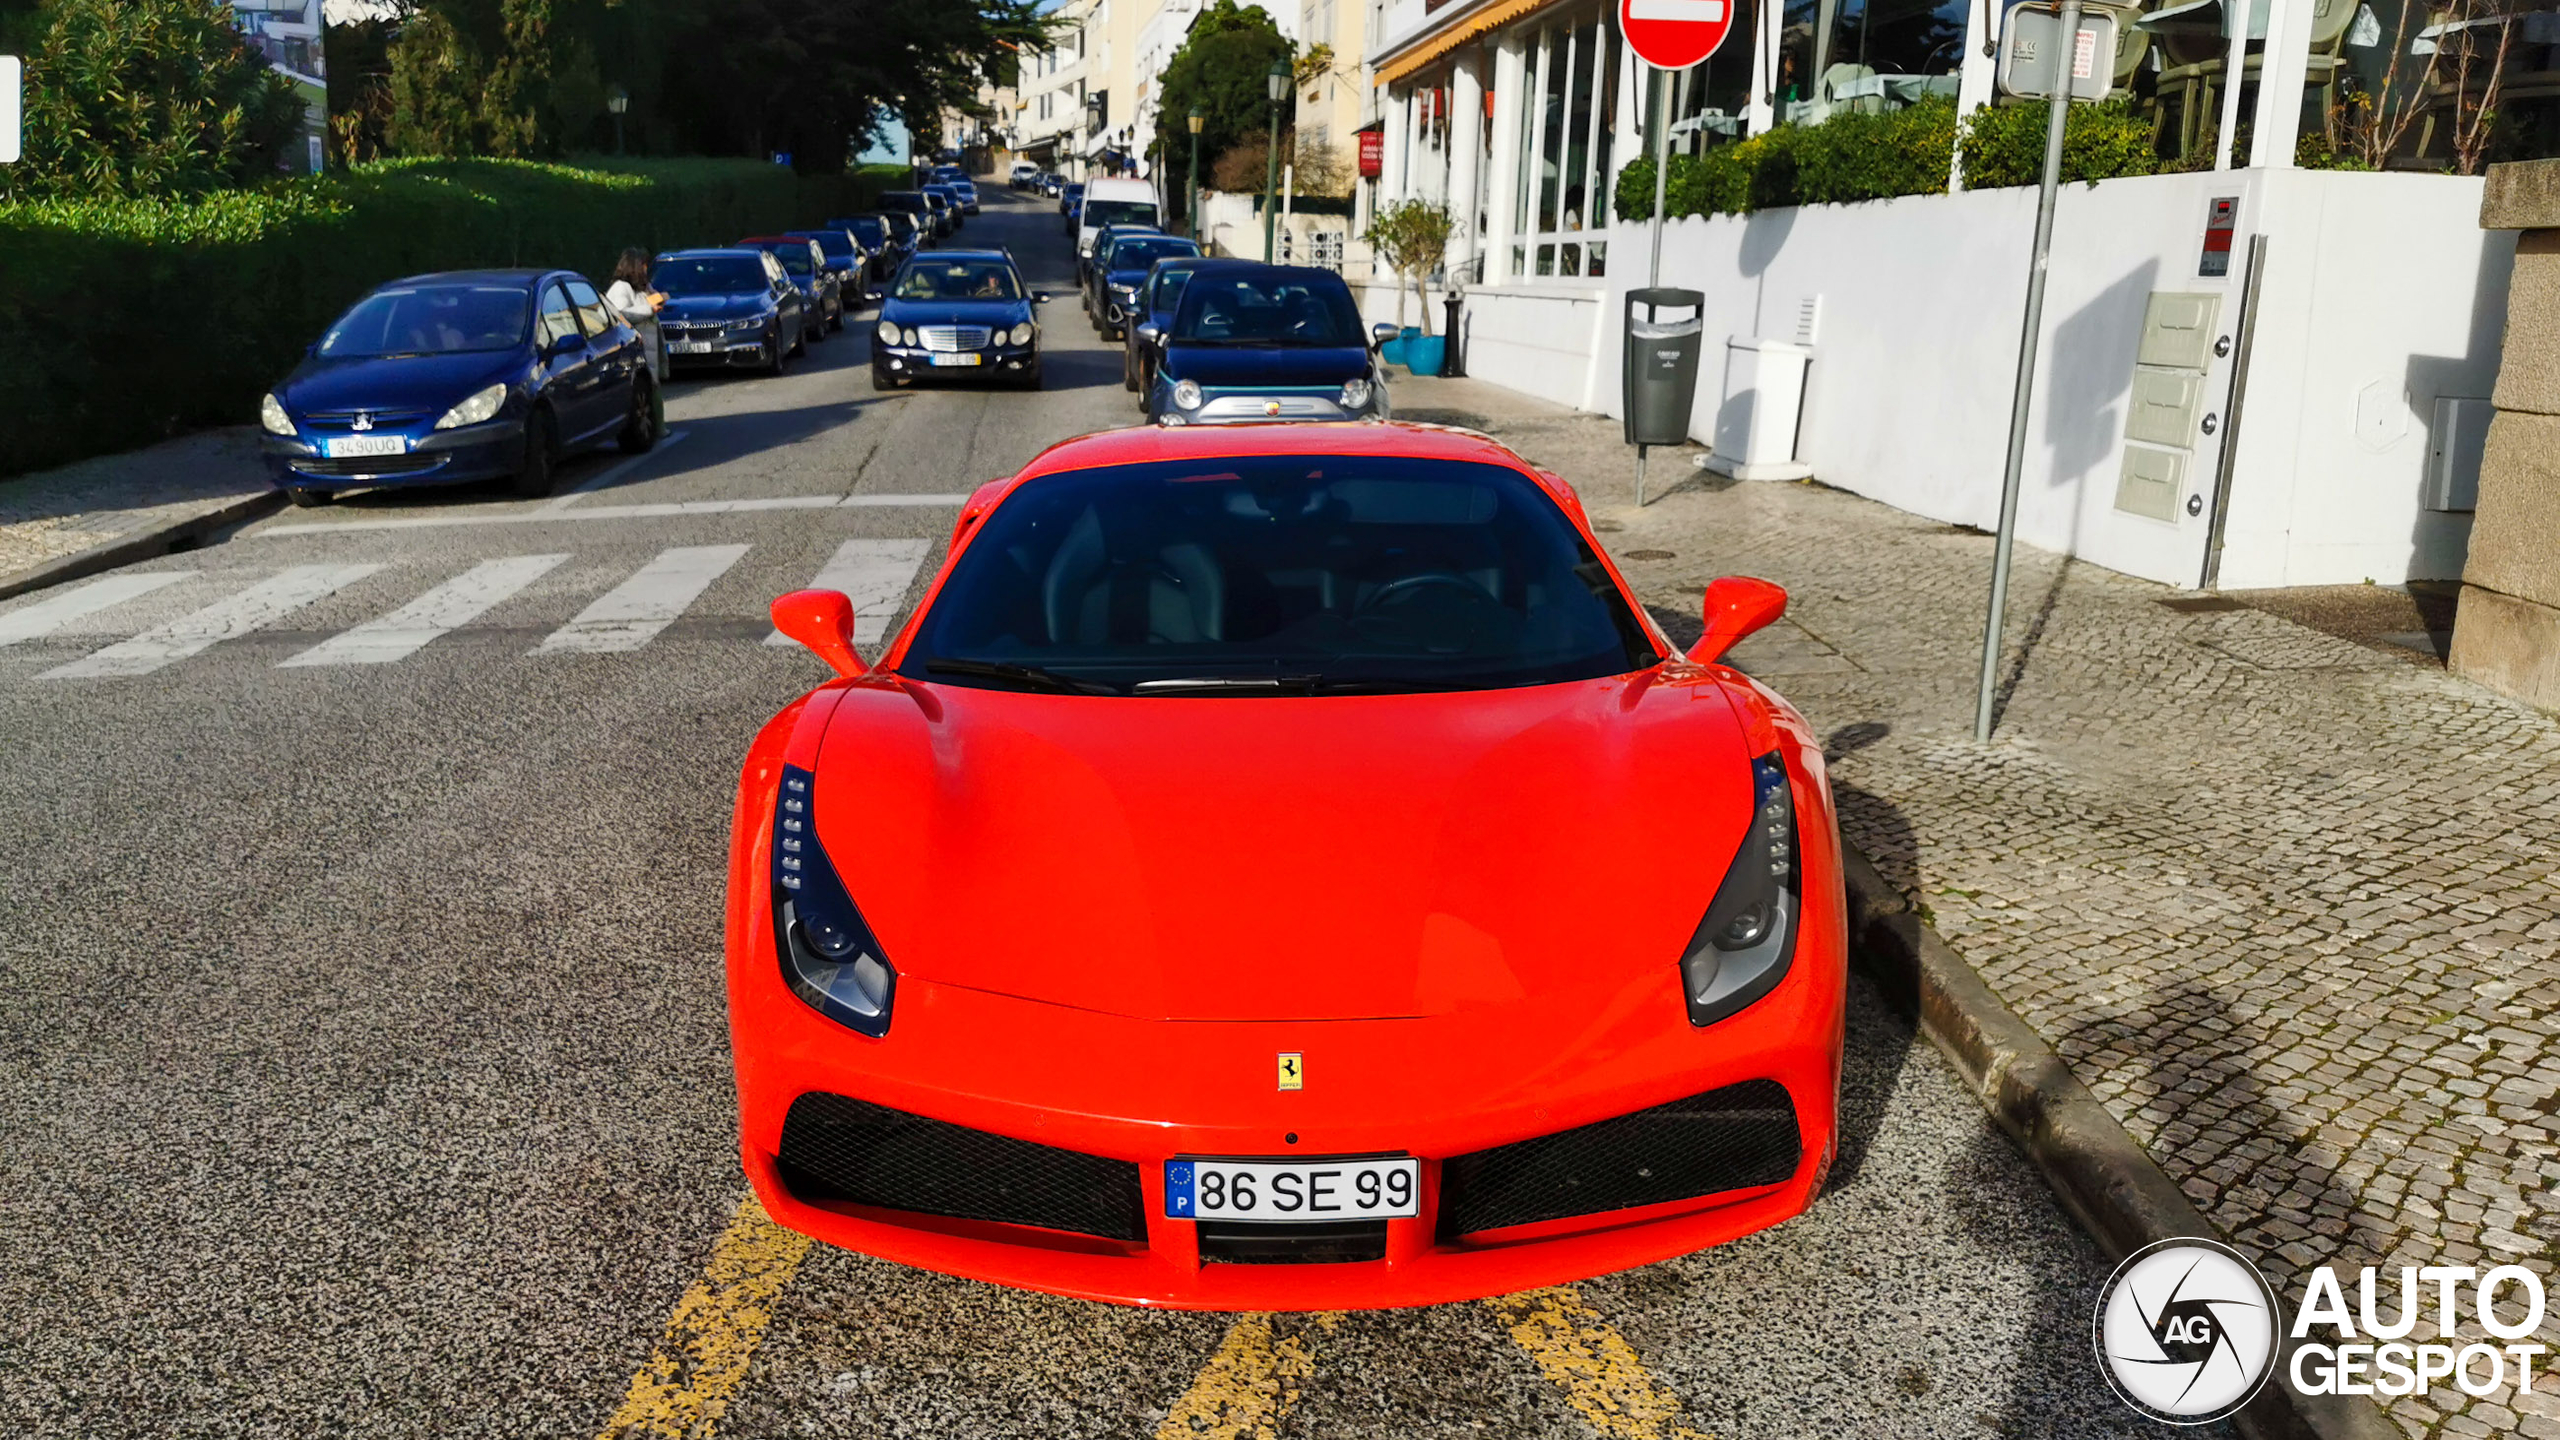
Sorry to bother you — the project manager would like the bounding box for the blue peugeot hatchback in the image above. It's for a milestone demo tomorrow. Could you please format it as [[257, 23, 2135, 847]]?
[[1144, 261, 1390, 425], [870, 250, 1047, 391], [259, 268, 654, 505]]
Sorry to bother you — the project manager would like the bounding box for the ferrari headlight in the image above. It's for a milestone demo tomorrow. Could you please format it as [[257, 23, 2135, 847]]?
[[433, 383, 506, 431], [771, 764, 896, 1037], [1339, 378, 1373, 411], [1679, 752, 1801, 1028], [876, 320, 901, 346], [259, 393, 295, 436], [1008, 322, 1035, 346], [1172, 379, 1203, 410]]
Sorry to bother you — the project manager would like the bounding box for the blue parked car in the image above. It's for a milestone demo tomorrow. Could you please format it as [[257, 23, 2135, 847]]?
[[651, 247, 807, 377], [1145, 261, 1391, 425], [870, 250, 1046, 391], [929, 166, 981, 214], [1086, 230, 1194, 340], [258, 268, 654, 505], [827, 215, 906, 282], [1123, 254, 1213, 399]]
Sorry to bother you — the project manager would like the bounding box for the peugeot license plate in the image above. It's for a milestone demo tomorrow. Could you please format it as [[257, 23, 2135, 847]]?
[[1164, 1156, 1419, 1222], [928, 352, 983, 367], [323, 435, 406, 458]]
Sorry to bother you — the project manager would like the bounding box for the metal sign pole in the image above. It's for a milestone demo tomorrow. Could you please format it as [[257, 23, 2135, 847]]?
[[1972, 0, 2081, 742], [1638, 63, 1671, 507]]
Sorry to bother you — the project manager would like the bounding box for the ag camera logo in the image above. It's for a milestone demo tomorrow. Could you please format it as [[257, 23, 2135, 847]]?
[[2093, 1238, 2281, 1423]]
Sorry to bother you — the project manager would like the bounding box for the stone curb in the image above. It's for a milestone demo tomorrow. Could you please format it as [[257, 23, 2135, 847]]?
[[1840, 843, 2400, 1440], [0, 490, 284, 603]]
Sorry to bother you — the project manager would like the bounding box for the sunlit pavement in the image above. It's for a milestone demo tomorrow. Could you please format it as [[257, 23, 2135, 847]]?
[[0, 187, 2176, 1438]]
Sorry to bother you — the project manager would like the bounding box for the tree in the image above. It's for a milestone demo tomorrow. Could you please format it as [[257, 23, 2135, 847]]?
[[1363, 199, 1455, 335], [1210, 130, 1351, 199], [0, 0, 306, 200], [1150, 1, 1293, 182]]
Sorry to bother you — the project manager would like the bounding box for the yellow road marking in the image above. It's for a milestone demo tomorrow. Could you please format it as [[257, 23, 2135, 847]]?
[[1154, 1312, 1341, 1440], [597, 1194, 814, 1439], [1486, 1287, 1713, 1440]]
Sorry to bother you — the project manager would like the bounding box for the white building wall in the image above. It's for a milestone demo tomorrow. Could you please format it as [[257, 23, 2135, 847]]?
[[1364, 169, 2510, 590]]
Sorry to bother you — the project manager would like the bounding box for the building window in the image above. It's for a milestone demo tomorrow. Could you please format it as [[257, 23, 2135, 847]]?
[[1513, 7, 1619, 281]]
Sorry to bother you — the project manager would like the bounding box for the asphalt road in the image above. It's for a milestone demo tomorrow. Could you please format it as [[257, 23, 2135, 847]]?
[[0, 186, 2193, 1439]]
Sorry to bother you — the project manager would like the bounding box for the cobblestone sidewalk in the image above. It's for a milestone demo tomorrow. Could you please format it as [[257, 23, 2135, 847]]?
[[1394, 373, 2560, 1439], [0, 427, 274, 596]]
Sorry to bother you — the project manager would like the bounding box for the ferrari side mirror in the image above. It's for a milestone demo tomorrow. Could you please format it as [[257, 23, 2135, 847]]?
[[771, 588, 868, 678], [1693, 576, 1788, 665]]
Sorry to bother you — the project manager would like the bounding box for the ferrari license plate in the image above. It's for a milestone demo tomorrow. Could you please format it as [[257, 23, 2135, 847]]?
[[323, 435, 406, 459], [928, 352, 983, 367], [668, 341, 714, 355], [1164, 1156, 1419, 1222]]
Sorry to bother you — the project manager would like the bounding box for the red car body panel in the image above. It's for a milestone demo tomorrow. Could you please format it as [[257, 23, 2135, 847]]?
[[724, 422, 1849, 1309]]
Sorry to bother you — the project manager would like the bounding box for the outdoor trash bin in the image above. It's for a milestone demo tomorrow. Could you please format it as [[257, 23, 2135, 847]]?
[[1623, 288, 1704, 447]]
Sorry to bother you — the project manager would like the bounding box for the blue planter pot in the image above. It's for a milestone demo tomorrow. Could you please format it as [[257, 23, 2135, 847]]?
[[1380, 326, 1417, 366], [1405, 335, 1446, 378]]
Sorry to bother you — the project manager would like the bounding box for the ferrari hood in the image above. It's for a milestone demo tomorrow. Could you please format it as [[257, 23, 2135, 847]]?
[[810, 671, 1756, 1022]]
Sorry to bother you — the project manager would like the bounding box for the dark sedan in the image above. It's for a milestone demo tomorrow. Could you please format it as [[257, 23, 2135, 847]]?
[[1085, 230, 1194, 340], [1145, 261, 1390, 425], [742, 235, 839, 340], [258, 268, 654, 504], [920, 185, 964, 233], [1059, 183, 1084, 234], [870, 250, 1046, 391], [652, 248, 806, 376], [880, 191, 946, 241], [785, 228, 871, 303], [1123, 254, 1213, 400], [827, 215, 905, 282]]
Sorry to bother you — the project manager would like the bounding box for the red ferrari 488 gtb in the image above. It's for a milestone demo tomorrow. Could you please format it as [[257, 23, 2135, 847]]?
[[727, 421, 1847, 1310]]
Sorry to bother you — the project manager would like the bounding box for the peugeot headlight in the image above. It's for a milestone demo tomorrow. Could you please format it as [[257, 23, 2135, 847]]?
[[876, 319, 902, 346], [433, 383, 506, 431], [1679, 753, 1801, 1028], [259, 393, 295, 436], [771, 764, 896, 1037], [1340, 378, 1374, 411], [1172, 379, 1203, 410], [1008, 322, 1035, 346]]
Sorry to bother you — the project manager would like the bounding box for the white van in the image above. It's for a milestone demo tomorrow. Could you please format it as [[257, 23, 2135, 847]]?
[[1009, 160, 1041, 189], [1077, 177, 1161, 266]]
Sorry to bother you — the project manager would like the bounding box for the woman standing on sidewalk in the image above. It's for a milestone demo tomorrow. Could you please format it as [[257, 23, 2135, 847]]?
[[604, 248, 667, 432]]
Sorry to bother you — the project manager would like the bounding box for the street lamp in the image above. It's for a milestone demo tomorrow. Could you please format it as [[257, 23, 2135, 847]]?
[[1186, 108, 1203, 242], [1263, 60, 1287, 262], [606, 84, 629, 155]]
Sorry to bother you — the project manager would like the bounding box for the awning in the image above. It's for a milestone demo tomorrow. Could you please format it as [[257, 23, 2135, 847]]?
[[2137, 0, 2268, 40], [1377, 0, 1550, 85]]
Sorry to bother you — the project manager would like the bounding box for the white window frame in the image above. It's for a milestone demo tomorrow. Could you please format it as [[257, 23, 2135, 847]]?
[[1512, 5, 1618, 284]]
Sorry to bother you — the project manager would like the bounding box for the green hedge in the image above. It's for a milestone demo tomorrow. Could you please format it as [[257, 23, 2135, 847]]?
[[0, 156, 893, 477], [1615, 97, 2157, 222]]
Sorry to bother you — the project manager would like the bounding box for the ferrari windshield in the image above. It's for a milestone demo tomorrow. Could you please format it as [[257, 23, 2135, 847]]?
[[899, 456, 1657, 695]]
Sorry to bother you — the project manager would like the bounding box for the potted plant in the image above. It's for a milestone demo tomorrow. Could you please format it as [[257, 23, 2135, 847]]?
[[1362, 199, 1456, 376]]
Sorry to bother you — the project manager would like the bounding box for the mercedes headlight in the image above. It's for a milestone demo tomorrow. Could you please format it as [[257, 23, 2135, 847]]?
[[771, 764, 896, 1037], [876, 319, 902, 346], [259, 393, 295, 436], [902, 327, 920, 347], [1172, 379, 1203, 410], [433, 383, 506, 431], [1009, 322, 1035, 346], [1340, 378, 1374, 411], [1679, 753, 1801, 1028]]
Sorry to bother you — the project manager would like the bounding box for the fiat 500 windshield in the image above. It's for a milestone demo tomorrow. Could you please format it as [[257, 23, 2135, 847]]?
[[898, 456, 1657, 695]]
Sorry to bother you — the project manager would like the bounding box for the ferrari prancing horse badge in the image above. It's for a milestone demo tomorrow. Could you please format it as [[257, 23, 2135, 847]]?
[[1277, 1052, 1303, 1091]]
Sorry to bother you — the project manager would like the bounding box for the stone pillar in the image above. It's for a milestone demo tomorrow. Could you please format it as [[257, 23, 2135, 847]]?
[[2247, 0, 2314, 169], [2453, 160, 2560, 712], [1450, 51, 1486, 279], [1950, 0, 1999, 190], [1486, 34, 1528, 286], [1377, 86, 1410, 284]]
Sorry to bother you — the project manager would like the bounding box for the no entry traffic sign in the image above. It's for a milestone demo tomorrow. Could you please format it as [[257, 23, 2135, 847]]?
[[1620, 0, 1736, 71]]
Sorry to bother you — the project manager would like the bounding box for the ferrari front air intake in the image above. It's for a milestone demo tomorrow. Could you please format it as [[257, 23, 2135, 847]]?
[[776, 1092, 1147, 1243], [1435, 1079, 1801, 1241]]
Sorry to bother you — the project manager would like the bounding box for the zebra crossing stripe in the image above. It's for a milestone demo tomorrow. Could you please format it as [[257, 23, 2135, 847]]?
[[279, 554, 569, 668], [40, 564, 383, 679], [0, 571, 196, 650], [763, 538, 933, 649], [532, 544, 749, 655]]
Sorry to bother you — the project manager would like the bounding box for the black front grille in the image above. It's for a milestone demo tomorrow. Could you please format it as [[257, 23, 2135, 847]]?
[[1198, 1220, 1387, 1265], [289, 453, 447, 478], [1436, 1080, 1801, 1241], [776, 1092, 1147, 1243], [304, 409, 432, 427]]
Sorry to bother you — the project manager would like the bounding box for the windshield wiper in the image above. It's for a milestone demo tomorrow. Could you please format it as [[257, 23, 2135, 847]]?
[[1131, 674, 1325, 694], [923, 658, 1121, 695]]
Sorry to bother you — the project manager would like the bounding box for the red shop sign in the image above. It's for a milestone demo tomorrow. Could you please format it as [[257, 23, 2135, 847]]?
[[1358, 129, 1384, 178]]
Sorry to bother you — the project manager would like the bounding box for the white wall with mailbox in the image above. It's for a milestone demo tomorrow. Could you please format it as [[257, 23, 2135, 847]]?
[[1369, 166, 2513, 591]]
